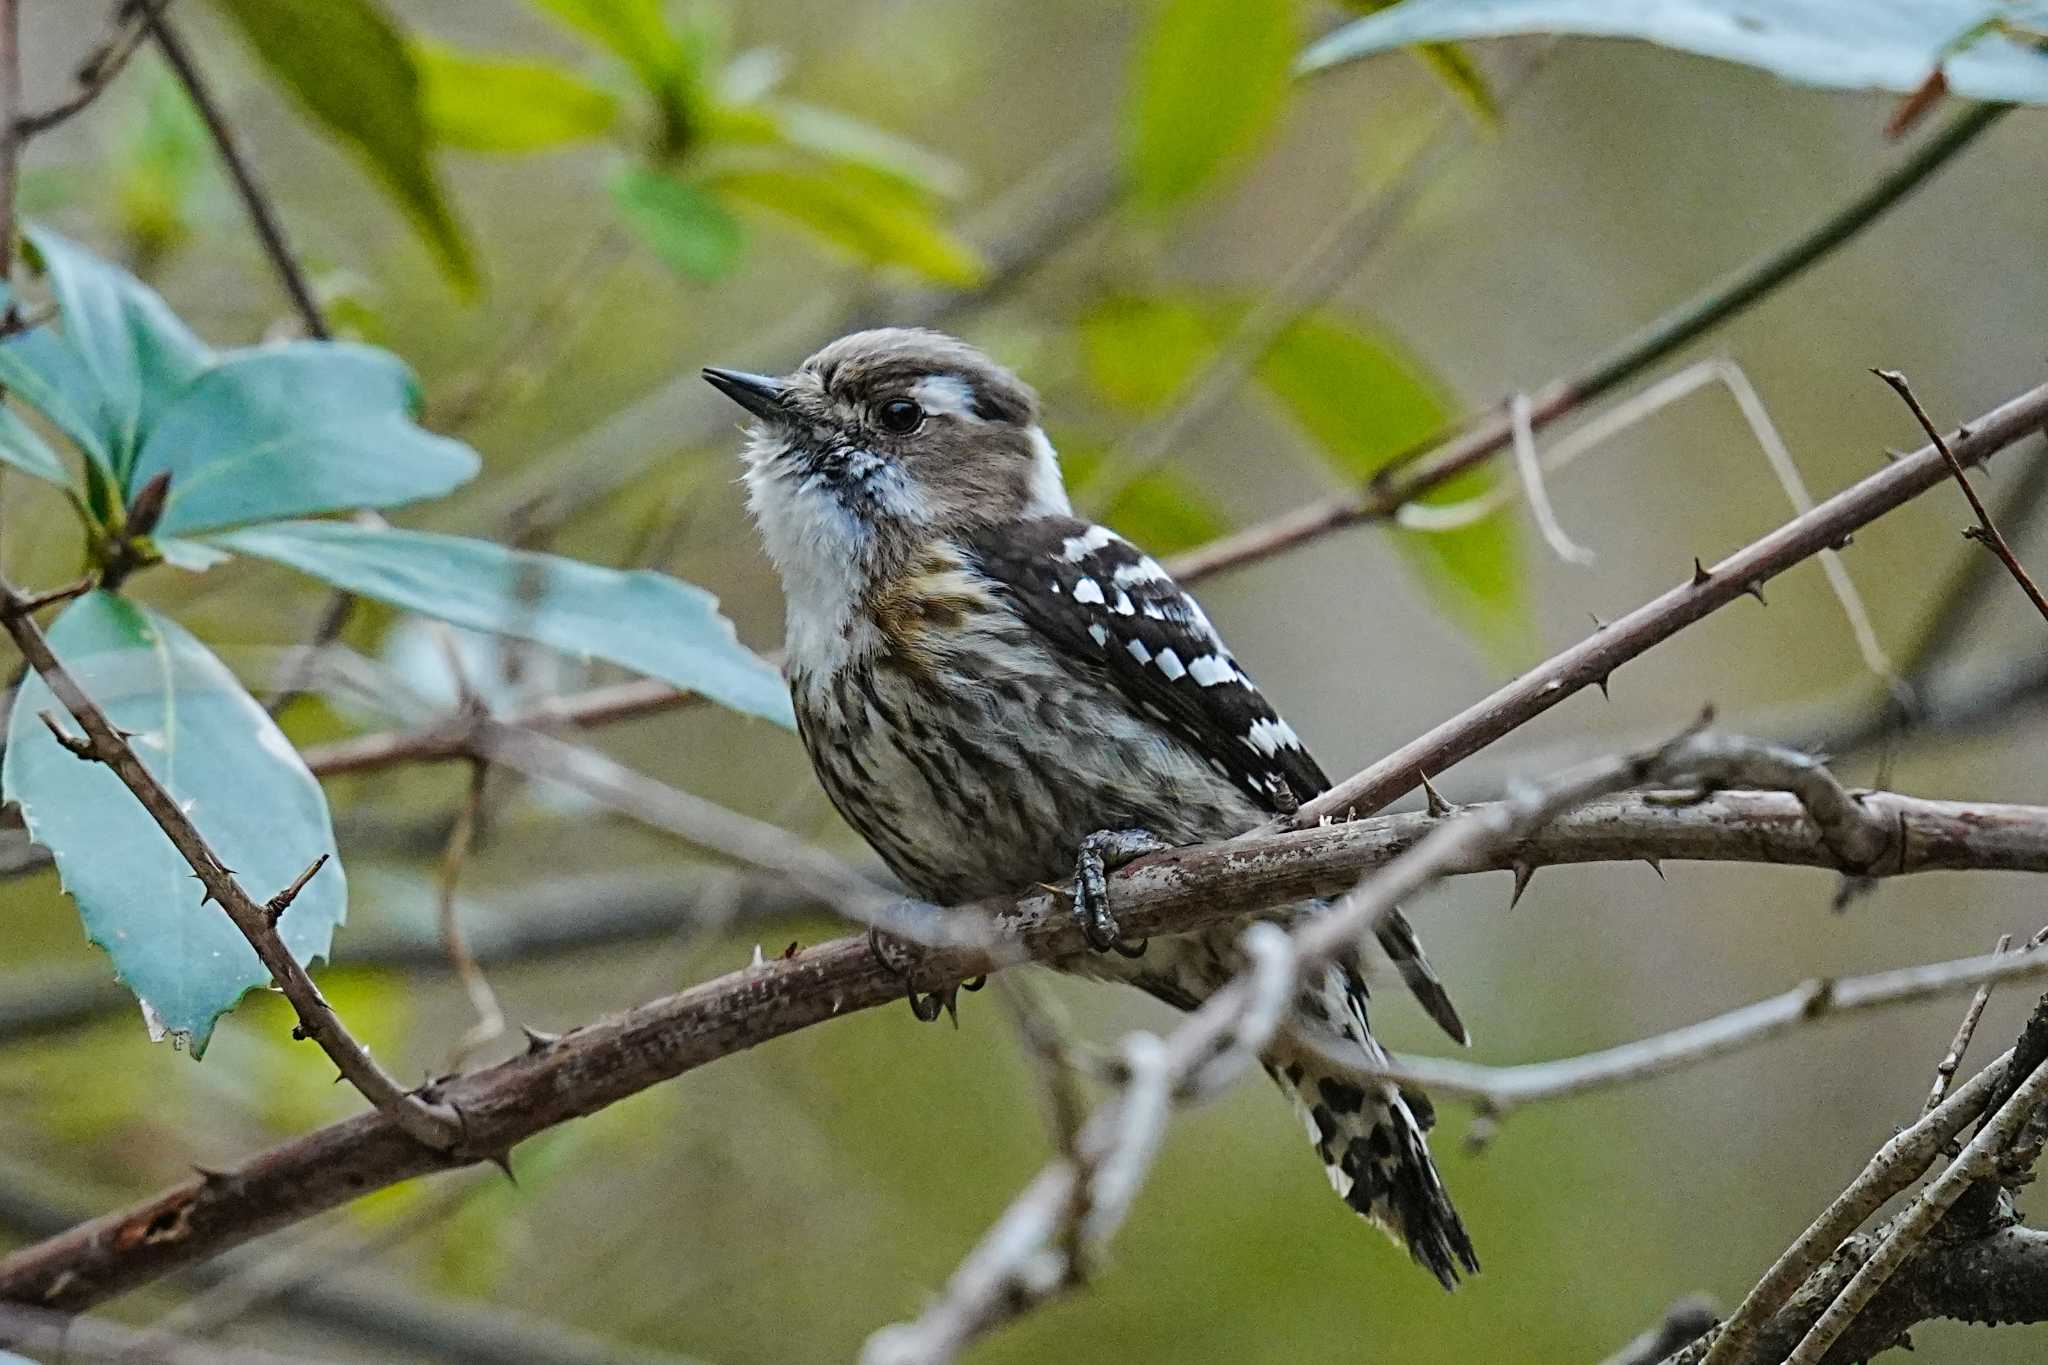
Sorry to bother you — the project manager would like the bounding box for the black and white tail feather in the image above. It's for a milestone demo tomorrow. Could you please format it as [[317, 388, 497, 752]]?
[[1267, 965, 1479, 1289]]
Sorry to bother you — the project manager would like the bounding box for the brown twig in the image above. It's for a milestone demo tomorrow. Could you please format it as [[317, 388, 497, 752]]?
[[17, 0, 174, 138], [7, 747, 2048, 1311], [1288, 379, 2048, 827], [437, 757, 504, 1067], [0, 577, 460, 1149], [1925, 932, 2014, 1114], [1874, 368, 2048, 624], [147, 13, 325, 339], [0, 0, 19, 286]]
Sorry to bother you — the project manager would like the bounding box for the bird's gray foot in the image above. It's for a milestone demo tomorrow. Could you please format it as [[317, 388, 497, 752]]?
[[1071, 828, 1171, 957]]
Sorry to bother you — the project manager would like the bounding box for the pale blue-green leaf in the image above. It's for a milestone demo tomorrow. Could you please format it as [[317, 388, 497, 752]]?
[[212, 521, 796, 728], [609, 167, 746, 281], [156, 537, 235, 571], [1128, 0, 1301, 210], [2, 592, 346, 1055], [1301, 1, 2048, 104], [0, 402, 71, 485], [24, 225, 212, 477], [133, 343, 481, 537], [0, 293, 119, 474]]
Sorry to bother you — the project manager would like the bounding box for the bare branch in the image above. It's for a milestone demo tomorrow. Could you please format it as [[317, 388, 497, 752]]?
[[0, 576, 460, 1148], [1925, 933, 2012, 1114], [17, 0, 173, 138], [1291, 380, 2048, 826], [1875, 367, 2048, 624], [1598, 1296, 1720, 1365]]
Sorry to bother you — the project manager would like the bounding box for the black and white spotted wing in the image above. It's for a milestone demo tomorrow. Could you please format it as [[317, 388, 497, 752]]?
[[962, 515, 1468, 1046], [963, 516, 1326, 815]]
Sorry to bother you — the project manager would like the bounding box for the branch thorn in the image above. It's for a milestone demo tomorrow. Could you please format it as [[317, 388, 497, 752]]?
[[37, 711, 95, 760], [1418, 772, 1453, 818], [264, 853, 330, 927], [1508, 860, 1536, 909], [520, 1025, 560, 1055], [1744, 579, 1767, 606], [1644, 857, 1665, 880], [1690, 558, 1713, 588]]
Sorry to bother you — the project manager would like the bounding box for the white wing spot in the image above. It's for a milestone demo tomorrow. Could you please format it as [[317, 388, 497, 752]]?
[[1246, 717, 1301, 756], [1140, 602, 1168, 620], [1155, 648, 1186, 680], [1088, 623, 1110, 647], [1126, 637, 1152, 664], [1112, 589, 1136, 616], [1112, 556, 1169, 585], [1061, 525, 1117, 562], [1072, 578, 1105, 605], [1187, 653, 1236, 687]]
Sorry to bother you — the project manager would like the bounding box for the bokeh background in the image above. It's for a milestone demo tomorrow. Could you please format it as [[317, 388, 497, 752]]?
[[3, 2, 2047, 1362]]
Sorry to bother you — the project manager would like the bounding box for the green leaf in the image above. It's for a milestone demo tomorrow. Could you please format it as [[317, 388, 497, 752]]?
[[211, 521, 796, 728], [712, 100, 969, 198], [0, 402, 71, 485], [22, 225, 214, 478], [415, 41, 622, 151], [1340, 2, 1500, 124], [0, 316, 119, 476], [1301, 1, 2048, 104], [1254, 312, 1451, 480], [609, 166, 746, 281], [212, 0, 477, 290], [113, 76, 213, 265], [2, 592, 346, 1056], [529, 0, 689, 92], [1076, 294, 1214, 413], [705, 163, 984, 286], [131, 342, 480, 537], [1127, 0, 1300, 210], [1392, 467, 1529, 663], [1059, 441, 1228, 554]]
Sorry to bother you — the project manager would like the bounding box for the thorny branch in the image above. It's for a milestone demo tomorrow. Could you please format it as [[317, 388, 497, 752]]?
[[1875, 367, 2048, 625], [6, 733, 2048, 1312], [857, 724, 2035, 1363], [16, 0, 173, 138], [0, 577, 460, 1149]]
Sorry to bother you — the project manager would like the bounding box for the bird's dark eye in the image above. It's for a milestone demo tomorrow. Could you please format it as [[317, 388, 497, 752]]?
[[875, 398, 924, 434]]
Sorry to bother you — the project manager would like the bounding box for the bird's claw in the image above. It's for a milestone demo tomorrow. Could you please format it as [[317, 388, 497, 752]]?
[[867, 922, 956, 1024], [1071, 828, 1169, 957]]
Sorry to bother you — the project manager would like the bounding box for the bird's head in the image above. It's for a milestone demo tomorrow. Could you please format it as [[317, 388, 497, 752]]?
[[706, 328, 1070, 582]]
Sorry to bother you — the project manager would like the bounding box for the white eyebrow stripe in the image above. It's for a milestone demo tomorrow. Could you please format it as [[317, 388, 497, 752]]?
[[1126, 637, 1152, 664], [1061, 524, 1117, 562], [911, 374, 980, 419], [1071, 578, 1104, 605], [1154, 648, 1186, 680], [1186, 653, 1237, 687]]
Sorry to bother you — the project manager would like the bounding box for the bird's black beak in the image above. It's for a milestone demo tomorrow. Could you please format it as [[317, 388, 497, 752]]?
[[702, 367, 789, 422]]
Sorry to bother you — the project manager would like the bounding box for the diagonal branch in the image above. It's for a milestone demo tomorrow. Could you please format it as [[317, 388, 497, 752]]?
[[1290, 378, 2048, 826], [6, 745, 2048, 1312], [0, 578, 459, 1148]]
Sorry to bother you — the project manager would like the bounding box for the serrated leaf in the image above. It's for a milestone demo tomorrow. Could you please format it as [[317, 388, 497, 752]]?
[[131, 342, 481, 537], [210, 521, 796, 728], [610, 166, 746, 281], [2, 592, 346, 1056], [19, 224, 213, 478], [1302, 0, 2048, 104], [213, 0, 477, 290], [706, 163, 985, 286], [415, 41, 622, 151], [0, 401, 71, 485], [1127, 0, 1300, 210]]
